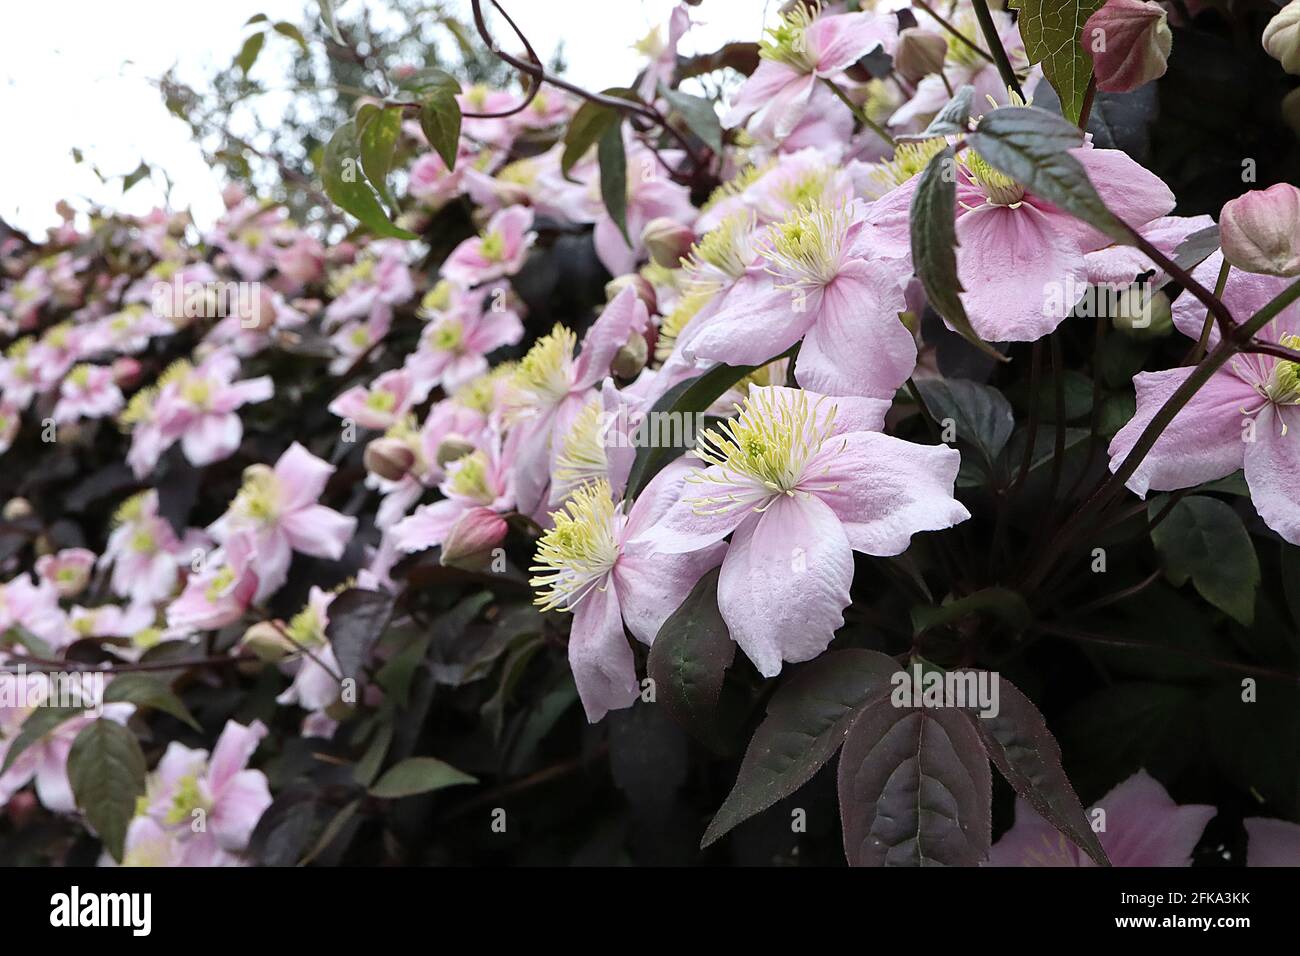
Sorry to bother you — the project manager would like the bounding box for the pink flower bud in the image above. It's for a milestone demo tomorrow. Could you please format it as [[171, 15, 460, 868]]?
[[1084, 0, 1172, 93], [239, 621, 296, 663], [1220, 184, 1300, 278], [221, 183, 247, 209], [111, 356, 142, 389], [440, 507, 508, 570], [1264, 0, 1300, 74], [605, 274, 656, 312], [640, 217, 695, 269], [612, 330, 649, 379], [364, 437, 416, 481]]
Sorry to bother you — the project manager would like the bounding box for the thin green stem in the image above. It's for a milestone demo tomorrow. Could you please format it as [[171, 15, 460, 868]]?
[[821, 78, 896, 147], [969, 0, 1023, 100]]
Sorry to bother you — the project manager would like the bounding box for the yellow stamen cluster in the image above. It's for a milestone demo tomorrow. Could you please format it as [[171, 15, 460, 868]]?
[[420, 280, 454, 315], [759, 203, 848, 290], [429, 316, 464, 352], [960, 149, 1024, 206], [682, 211, 755, 291], [511, 324, 576, 407], [655, 291, 709, 363], [232, 464, 280, 524], [864, 138, 948, 198], [701, 160, 774, 214], [553, 399, 609, 496], [530, 480, 620, 612], [759, 2, 820, 70], [447, 450, 493, 502], [690, 388, 838, 509], [1265, 333, 1300, 405]]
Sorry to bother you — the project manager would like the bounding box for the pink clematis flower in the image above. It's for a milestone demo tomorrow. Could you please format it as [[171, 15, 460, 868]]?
[[103, 490, 210, 605], [328, 368, 415, 432], [503, 286, 649, 517], [638, 385, 969, 676], [208, 443, 358, 603], [869, 136, 1183, 342], [52, 364, 124, 424], [405, 283, 524, 393], [393, 430, 514, 558], [0, 573, 72, 650], [133, 719, 272, 865], [441, 205, 537, 286], [166, 539, 259, 632], [275, 586, 344, 712], [687, 201, 915, 399], [35, 547, 96, 599], [724, 5, 897, 142], [1108, 251, 1300, 543], [988, 769, 1215, 866], [531, 464, 726, 722]]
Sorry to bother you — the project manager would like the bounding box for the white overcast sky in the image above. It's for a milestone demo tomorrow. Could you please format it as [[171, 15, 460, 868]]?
[[0, 0, 776, 235]]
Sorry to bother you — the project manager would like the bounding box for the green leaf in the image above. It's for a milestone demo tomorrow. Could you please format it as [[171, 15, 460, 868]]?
[[319, 0, 344, 44], [910, 147, 1006, 361], [560, 89, 636, 178], [420, 89, 463, 171], [370, 757, 477, 799], [968, 676, 1109, 865], [623, 361, 760, 500], [394, 67, 460, 95], [597, 121, 629, 243], [272, 21, 308, 51], [647, 568, 735, 751], [67, 719, 147, 862], [235, 31, 266, 75], [1009, 0, 1105, 123], [353, 721, 393, 787], [1150, 495, 1260, 625], [916, 378, 1014, 476], [838, 699, 990, 866], [321, 119, 417, 239], [969, 106, 1128, 243], [700, 649, 900, 848], [297, 798, 362, 866], [912, 587, 1032, 636], [103, 674, 200, 731], [358, 106, 403, 212], [660, 87, 724, 154], [122, 161, 150, 193], [1, 706, 82, 773]]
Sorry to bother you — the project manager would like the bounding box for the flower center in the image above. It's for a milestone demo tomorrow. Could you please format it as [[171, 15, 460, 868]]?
[[366, 389, 398, 414], [480, 230, 506, 262], [164, 774, 212, 825], [1263, 334, 1300, 405], [530, 480, 621, 612], [961, 149, 1025, 206], [233, 465, 280, 524], [205, 566, 237, 603], [683, 212, 755, 291], [553, 399, 609, 497], [864, 138, 948, 197], [287, 604, 323, 647], [430, 317, 464, 352], [690, 388, 837, 506], [759, 203, 849, 290], [512, 324, 576, 406], [759, 2, 819, 71], [447, 450, 493, 502]]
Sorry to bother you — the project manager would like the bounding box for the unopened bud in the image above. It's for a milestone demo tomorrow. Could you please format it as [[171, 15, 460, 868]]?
[[895, 29, 949, 84], [240, 621, 296, 663], [3, 498, 33, 521], [1264, 0, 1300, 74], [612, 331, 650, 380], [440, 508, 508, 571], [1084, 0, 1172, 92], [640, 217, 695, 269], [605, 274, 656, 312], [435, 434, 476, 468], [364, 437, 416, 481], [1220, 184, 1300, 278], [111, 356, 142, 390]]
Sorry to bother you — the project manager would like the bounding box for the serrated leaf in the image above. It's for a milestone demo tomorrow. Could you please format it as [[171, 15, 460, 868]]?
[[1150, 495, 1260, 625], [326, 587, 397, 683], [967, 676, 1109, 865], [838, 699, 991, 866], [910, 147, 1006, 361], [624, 361, 760, 500], [916, 377, 1015, 475], [358, 105, 402, 209], [660, 87, 724, 154], [700, 649, 900, 848], [235, 31, 266, 75], [597, 121, 629, 243], [1, 705, 81, 773], [419, 90, 462, 170], [322, 120, 417, 239], [369, 756, 477, 798], [67, 719, 147, 862], [969, 106, 1128, 242], [647, 568, 734, 750], [1009, 0, 1105, 123], [103, 674, 200, 731]]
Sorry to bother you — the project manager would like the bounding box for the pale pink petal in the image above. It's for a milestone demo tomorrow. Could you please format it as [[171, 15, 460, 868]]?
[[803, 432, 969, 554], [207, 719, 267, 792], [1243, 404, 1300, 545], [794, 259, 915, 398], [688, 273, 817, 366], [275, 442, 335, 508], [181, 413, 243, 466], [569, 579, 640, 722], [1108, 366, 1257, 496], [1092, 769, 1215, 866], [809, 11, 897, 73], [211, 769, 272, 852], [281, 505, 356, 560], [572, 286, 648, 389], [717, 495, 853, 677]]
